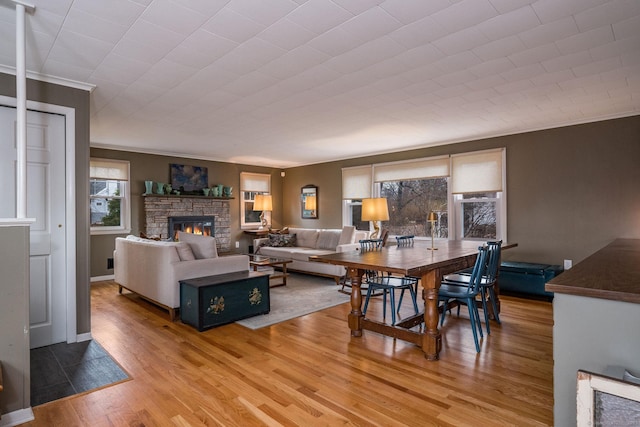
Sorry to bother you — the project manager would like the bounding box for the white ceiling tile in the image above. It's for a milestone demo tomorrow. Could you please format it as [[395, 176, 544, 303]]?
[[26, 7, 66, 36], [124, 19, 186, 53], [612, 13, 640, 40], [517, 16, 579, 49], [134, 58, 199, 89], [171, 0, 228, 16], [141, 0, 209, 36], [221, 71, 279, 96], [394, 44, 445, 69], [380, 0, 450, 24], [500, 63, 545, 82], [472, 35, 527, 61], [465, 74, 507, 91], [323, 36, 405, 74], [434, 50, 482, 73], [387, 16, 449, 49], [286, 0, 354, 34], [112, 37, 171, 64], [308, 26, 367, 56], [227, 0, 299, 27], [331, 0, 383, 15], [508, 42, 561, 67], [47, 29, 113, 69], [541, 50, 593, 73], [531, 0, 609, 24], [340, 7, 402, 40], [434, 69, 478, 87], [165, 29, 239, 69], [257, 19, 316, 51], [431, 0, 499, 33], [531, 69, 574, 86], [63, 8, 128, 45], [202, 7, 266, 44], [468, 57, 514, 77], [73, 0, 145, 27], [260, 45, 331, 79], [91, 53, 152, 85], [555, 26, 614, 55], [432, 27, 490, 55], [573, 0, 640, 32], [40, 58, 94, 81], [477, 6, 540, 41], [232, 38, 288, 68], [487, 0, 536, 14]]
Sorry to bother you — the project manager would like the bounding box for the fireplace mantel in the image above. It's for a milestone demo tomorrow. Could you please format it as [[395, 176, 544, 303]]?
[[144, 196, 231, 252]]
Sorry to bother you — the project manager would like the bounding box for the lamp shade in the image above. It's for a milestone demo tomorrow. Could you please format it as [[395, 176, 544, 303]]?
[[428, 211, 437, 222], [304, 195, 316, 210], [361, 198, 389, 221], [253, 194, 272, 211]]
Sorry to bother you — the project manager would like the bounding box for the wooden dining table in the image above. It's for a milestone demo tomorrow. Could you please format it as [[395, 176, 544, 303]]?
[[311, 239, 516, 360]]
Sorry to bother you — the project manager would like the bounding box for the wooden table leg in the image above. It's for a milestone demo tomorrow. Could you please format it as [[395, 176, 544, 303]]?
[[347, 267, 364, 337], [421, 269, 442, 361]]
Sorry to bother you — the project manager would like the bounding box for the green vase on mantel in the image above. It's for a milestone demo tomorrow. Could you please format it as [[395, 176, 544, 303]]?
[[144, 180, 153, 195]]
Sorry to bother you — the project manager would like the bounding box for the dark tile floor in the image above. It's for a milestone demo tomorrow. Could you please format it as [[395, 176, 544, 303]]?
[[30, 340, 129, 406]]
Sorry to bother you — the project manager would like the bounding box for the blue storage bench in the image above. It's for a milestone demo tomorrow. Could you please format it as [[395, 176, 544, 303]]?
[[498, 261, 563, 300]]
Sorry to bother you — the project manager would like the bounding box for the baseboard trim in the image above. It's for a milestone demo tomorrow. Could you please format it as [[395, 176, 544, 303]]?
[[91, 274, 114, 282], [76, 333, 92, 343], [0, 408, 34, 427]]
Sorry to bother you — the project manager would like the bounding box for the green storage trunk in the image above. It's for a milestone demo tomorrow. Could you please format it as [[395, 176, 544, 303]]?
[[499, 261, 563, 300], [180, 271, 270, 331]]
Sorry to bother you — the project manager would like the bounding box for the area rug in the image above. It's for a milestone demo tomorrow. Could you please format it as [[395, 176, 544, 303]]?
[[236, 273, 350, 330]]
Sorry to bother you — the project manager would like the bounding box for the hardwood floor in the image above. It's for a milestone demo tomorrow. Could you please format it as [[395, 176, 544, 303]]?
[[24, 279, 554, 426]]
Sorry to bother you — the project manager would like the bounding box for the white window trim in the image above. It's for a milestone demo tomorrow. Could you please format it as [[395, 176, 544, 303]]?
[[240, 172, 271, 229], [90, 158, 131, 235]]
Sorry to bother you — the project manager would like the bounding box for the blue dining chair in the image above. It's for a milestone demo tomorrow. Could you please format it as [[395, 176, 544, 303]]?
[[442, 240, 502, 333], [438, 246, 488, 353], [360, 238, 419, 325]]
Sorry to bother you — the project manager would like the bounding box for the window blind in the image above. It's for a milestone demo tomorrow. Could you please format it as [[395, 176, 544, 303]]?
[[451, 149, 504, 194], [90, 158, 129, 180], [342, 165, 372, 199], [373, 156, 450, 182], [240, 172, 270, 192]]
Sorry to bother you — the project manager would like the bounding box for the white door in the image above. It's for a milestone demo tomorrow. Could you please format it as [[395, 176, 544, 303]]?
[[0, 106, 67, 349]]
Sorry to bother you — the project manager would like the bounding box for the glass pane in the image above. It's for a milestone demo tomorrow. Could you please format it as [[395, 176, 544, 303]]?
[[380, 178, 448, 238], [462, 201, 496, 239], [244, 201, 261, 223], [349, 203, 369, 231], [90, 179, 123, 197], [91, 198, 121, 227], [463, 192, 496, 199]]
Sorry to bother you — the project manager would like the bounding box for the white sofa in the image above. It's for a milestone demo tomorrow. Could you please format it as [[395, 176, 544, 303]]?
[[114, 234, 249, 319], [254, 226, 368, 284]]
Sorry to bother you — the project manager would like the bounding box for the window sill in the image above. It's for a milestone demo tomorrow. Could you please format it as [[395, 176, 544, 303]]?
[[91, 228, 131, 236]]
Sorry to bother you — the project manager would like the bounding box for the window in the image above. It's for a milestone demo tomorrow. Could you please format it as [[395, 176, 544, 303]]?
[[240, 172, 271, 229], [342, 149, 507, 242], [90, 158, 130, 235]]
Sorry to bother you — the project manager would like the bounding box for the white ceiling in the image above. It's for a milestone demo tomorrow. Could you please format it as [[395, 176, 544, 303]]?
[[1, 0, 639, 168]]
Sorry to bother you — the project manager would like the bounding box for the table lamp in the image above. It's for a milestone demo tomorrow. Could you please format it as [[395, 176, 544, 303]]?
[[428, 211, 437, 250], [362, 198, 389, 239], [253, 194, 272, 229]]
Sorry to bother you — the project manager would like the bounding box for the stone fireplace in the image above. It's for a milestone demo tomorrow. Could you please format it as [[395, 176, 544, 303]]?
[[144, 196, 231, 252]]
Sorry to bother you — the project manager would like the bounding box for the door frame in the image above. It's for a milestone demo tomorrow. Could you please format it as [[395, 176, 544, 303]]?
[[0, 95, 77, 344]]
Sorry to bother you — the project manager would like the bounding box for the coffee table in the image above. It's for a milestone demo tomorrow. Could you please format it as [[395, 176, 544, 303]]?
[[247, 254, 292, 288]]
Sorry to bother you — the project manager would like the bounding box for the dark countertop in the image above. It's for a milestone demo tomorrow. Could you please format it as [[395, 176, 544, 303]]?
[[545, 238, 640, 304]]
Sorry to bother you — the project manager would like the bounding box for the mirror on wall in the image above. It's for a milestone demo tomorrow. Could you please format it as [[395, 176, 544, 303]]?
[[301, 185, 318, 219]]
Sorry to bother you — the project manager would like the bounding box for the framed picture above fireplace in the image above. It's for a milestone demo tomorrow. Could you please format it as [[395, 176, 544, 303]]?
[[170, 163, 208, 193]]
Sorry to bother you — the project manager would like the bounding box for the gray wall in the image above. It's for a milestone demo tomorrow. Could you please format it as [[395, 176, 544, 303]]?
[[90, 148, 281, 277], [282, 115, 640, 266], [0, 72, 91, 335], [0, 225, 31, 415]]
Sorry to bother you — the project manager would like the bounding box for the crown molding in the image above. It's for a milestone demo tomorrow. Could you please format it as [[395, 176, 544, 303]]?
[[0, 65, 95, 92]]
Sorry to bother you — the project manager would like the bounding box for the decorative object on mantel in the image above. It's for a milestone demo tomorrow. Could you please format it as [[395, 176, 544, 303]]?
[[144, 180, 153, 195], [203, 187, 210, 196], [170, 163, 208, 194], [155, 182, 165, 194], [223, 186, 233, 197], [165, 184, 173, 194]]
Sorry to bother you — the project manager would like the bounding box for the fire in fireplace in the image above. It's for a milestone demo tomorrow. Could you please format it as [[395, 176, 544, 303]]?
[[168, 216, 215, 241]]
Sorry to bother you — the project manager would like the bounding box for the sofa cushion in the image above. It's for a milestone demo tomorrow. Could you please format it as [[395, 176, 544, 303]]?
[[177, 231, 218, 259], [338, 226, 356, 245], [175, 242, 196, 261], [267, 233, 297, 247], [289, 228, 319, 248], [317, 230, 341, 250]]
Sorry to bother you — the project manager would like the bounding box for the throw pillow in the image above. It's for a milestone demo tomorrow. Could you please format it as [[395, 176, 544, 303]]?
[[338, 225, 356, 245], [177, 231, 218, 259], [175, 242, 196, 261], [268, 233, 296, 247]]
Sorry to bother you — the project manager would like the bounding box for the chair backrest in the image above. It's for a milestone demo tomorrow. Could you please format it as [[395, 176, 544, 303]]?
[[484, 240, 503, 282], [359, 239, 384, 252], [395, 235, 414, 247], [467, 246, 489, 293]]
